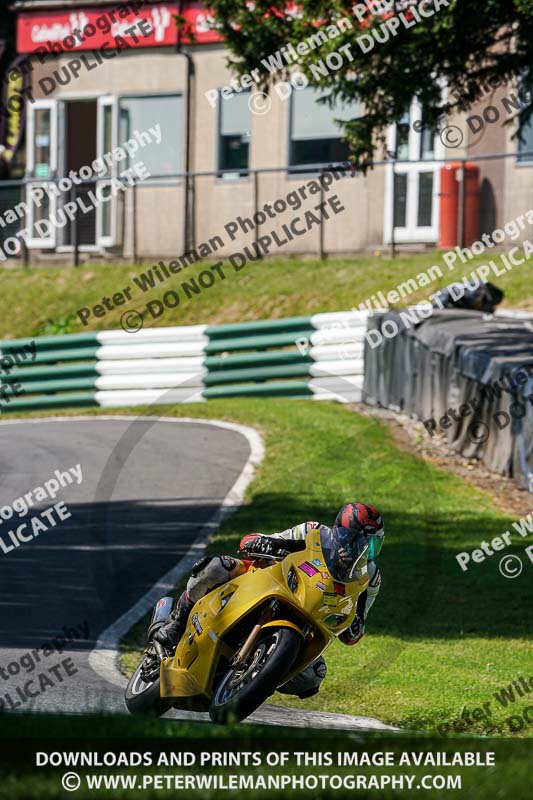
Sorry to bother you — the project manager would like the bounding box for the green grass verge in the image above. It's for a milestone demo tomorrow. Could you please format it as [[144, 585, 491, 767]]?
[[1, 252, 531, 339], [99, 399, 533, 739]]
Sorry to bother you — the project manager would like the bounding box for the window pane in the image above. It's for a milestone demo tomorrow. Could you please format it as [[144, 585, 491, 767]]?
[[290, 87, 358, 167], [102, 104, 113, 176], [33, 187, 50, 226], [393, 172, 407, 228], [292, 87, 358, 140], [517, 117, 533, 162], [101, 185, 112, 237], [219, 91, 250, 174], [34, 109, 51, 177], [220, 91, 250, 135], [219, 135, 249, 172], [417, 172, 433, 227], [119, 95, 182, 176], [290, 138, 351, 166], [419, 123, 435, 160], [396, 110, 410, 161]]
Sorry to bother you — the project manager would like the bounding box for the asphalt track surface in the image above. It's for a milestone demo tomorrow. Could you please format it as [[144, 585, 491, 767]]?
[[0, 417, 394, 731]]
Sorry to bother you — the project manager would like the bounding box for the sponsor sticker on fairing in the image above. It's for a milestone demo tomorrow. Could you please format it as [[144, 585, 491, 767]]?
[[298, 562, 319, 576]]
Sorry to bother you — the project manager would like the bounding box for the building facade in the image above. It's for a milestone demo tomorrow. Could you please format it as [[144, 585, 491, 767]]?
[[8, 0, 533, 262]]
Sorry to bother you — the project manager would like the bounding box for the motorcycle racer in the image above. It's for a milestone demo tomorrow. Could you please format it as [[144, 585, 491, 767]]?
[[154, 502, 384, 698]]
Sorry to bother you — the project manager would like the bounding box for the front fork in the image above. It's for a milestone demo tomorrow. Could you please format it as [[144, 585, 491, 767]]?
[[230, 600, 311, 670]]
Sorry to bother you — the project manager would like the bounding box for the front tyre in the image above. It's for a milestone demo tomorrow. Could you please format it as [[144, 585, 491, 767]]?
[[209, 627, 301, 724], [125, 658, 170, 717]]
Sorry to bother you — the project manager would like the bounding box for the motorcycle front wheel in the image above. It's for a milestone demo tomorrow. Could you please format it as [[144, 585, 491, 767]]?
[[209, 627, 301, 724], [125, 657, 170, 717]]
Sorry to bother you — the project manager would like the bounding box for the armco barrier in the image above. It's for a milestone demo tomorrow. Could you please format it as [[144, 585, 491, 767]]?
[[0, 312, 367, 412]]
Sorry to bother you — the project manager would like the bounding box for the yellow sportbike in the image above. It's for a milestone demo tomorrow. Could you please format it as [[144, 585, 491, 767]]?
[[125, 527, 369, 723]]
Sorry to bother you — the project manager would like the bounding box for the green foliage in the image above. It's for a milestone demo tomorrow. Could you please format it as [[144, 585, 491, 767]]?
[[202, 0, 533, 167], [32, 314, 79, 338]]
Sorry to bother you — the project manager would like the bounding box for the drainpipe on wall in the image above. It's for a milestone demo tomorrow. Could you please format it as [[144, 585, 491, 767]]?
[[177, 0, 195, 254]]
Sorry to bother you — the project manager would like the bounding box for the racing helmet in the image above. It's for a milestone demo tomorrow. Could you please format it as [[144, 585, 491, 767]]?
[[335, 502, 384, 560]]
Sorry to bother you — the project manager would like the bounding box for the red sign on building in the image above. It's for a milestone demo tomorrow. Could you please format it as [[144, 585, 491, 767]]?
[[16, 2, 222, 54]]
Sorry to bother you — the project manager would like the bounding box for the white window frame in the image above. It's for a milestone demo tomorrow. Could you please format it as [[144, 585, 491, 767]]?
[[383, 97, 445, 244], [25, 99, 58, 248], [96, 96, 118, 248]]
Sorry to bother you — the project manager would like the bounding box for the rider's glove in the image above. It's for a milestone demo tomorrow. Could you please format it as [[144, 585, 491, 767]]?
[[339, 614, 365, 646], [240, 534, 289, 558]]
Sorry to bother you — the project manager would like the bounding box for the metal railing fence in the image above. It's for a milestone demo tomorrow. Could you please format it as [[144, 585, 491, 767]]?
[[1, 150, 532, 267]]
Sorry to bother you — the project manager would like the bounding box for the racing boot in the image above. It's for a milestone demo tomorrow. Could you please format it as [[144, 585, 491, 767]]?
[[278, 657, 327, 699], [153, 591, 193, 649]]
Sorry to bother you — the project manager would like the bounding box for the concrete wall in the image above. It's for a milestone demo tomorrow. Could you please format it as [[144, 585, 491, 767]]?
[[466, 87, 508, 235]]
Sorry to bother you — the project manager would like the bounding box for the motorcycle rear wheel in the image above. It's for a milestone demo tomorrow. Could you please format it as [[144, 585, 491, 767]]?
[[125, 658, 170, 717], [209, 627, 301, 724]]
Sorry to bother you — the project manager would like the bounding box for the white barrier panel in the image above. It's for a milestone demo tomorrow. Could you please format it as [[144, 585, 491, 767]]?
[[95, 372, 206, 390], [309, 327, 367, 347], [95, 388, 206, 406], [97, 341, 207, 360], [311, 390, 362, 403], [309, 359, 364, 377], [97, 325, 207, 344], [96, 357, 205, 374], [310, 374, 363, 390], [312, 311, 369, 328]]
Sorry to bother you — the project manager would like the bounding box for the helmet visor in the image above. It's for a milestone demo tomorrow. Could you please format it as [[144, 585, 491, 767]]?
[[320, 526, 368, 583], [367, 532, 384, 560]]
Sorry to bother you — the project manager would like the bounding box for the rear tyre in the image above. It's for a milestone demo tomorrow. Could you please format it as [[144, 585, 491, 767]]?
[[209, 627, 301, 724], [125, 659, 170, 717]]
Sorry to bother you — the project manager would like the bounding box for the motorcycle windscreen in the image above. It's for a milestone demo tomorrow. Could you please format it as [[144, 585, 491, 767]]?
[[320, 526, 369, 582]]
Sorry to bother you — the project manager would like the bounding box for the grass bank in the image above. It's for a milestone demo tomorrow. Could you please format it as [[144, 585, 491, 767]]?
[[1, 252, 531, 339]]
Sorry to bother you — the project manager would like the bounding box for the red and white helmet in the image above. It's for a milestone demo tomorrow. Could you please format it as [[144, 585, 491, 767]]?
[[335, 502, 384, 559]]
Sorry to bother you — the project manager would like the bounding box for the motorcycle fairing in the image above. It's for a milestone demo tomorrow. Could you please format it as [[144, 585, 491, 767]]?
[[159, 531, 368, 708]]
